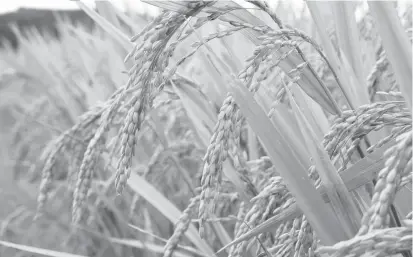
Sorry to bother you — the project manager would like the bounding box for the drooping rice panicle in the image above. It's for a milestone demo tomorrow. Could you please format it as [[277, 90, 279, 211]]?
[[115, 2, 213, 194], [324, 101, 410, 159], [293, 217, 314, 257], [163, 195, 200, 257], [199, 94, 238, 238], [198, 30, 306, 237], [319, 225, 412, 257], [358, 131, 412, 234], [36, 107, 103, 218], [5, 1, 411, 257], [234, 201, 246, 236], [72, 135, 105, 224]]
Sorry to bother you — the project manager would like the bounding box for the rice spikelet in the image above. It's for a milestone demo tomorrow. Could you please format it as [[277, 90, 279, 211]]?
[[163, 195, 200, 257], [358, 131, 412, 235]]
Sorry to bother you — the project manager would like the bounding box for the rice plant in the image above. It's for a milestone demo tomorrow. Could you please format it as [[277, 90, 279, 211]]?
[[0, 1, 411, 257]]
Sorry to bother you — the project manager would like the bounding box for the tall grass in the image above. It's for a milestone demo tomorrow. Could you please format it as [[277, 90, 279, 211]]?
[[0, 1, 411, 257]]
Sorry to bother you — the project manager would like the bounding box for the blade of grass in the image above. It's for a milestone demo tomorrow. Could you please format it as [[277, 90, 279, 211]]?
[[290, 85, 330, 142], [170, 79, 216, 148], [286, 83, 361, 236], [149, 0, 341, 115], [340, 140, 396, 191], [171, 78, 253, 204], [109, 6, 147, 35], [247, 126, 259, 160], [75, 1, 132, 52], [190, 19, 313, 169], [109, 237, 205, 257], [0, 240, 87, 257], [216, 203, 302, 253], [95, 1, 129, 57], [368, 1, 412, 110], [331, 1, 366, 85], [95, 1, 122, 31], [306, 1, 360, 109], [148, 108, 169, 147], [127, 172, 215, 256], [217, 139, 399, 252], [196, 51, 230, 105], [170, 78, 246, 248], [228, 78, 347, 245]]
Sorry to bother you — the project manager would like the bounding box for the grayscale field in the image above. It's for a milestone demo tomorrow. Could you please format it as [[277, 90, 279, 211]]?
[[0, 1, 411, 257]]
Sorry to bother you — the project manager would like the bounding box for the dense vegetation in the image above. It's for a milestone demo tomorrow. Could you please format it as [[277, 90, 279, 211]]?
[[0, 1, 411, 257], [0, 8, 96, 49]]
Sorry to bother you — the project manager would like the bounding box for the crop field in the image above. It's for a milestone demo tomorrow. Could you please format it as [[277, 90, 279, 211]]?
[[0, 1, 412, 257]]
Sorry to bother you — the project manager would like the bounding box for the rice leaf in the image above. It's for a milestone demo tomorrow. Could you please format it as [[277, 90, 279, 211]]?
[[331, 1, 366, 85], [247, 126, 259, 160], [228, 78, 346, 245], [368, 1, 412, 110], [170, 79, 215, 148], [148, 0, 341, 115], [169, 78, 240, 246], [76, 1, 132, 52], [141, 1, 190, 12], [286, 83, 361, 236], [306, 1, 361, 110], [96, 1, 122, 30], [217, 139, 400, 253], [290, 85, 330, 142], [196, 24, 312, 170], [220, 2, 341, 115], [269, 104, 310, 166], [171, 78, 252, 204], [127, 173, 215, 256], [148, 108, 169, 147], [196, 52, 230, 105], [0, 240, 87, 257], [216, 203, 302, 253], [95, 1, 129, 58], [339, 140, 396, 191], [109, 237, 204, 257]]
